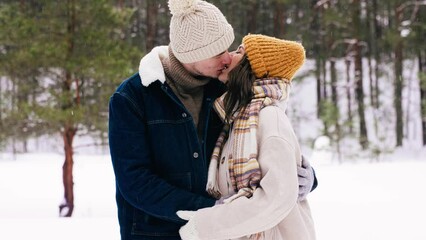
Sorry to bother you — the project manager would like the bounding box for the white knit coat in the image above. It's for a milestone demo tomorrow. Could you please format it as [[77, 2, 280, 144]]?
[[191, 102, 316, 240]]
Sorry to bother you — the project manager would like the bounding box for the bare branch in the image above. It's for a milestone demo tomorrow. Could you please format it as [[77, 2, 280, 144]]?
[[314, 0, 332, 9], [396, 0, 426, 14]]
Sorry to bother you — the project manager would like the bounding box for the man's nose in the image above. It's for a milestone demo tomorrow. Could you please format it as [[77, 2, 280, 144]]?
[[221, 51, 232, 65]]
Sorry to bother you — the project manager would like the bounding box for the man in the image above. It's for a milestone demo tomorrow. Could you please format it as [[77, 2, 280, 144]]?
[[108, 0, 317, 239]]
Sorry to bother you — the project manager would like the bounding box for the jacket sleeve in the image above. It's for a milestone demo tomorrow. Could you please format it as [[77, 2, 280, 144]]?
[[108, 92, 215, 224]]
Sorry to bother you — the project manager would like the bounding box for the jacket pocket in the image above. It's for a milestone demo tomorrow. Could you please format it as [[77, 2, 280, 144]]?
[[131, 209, 180, 237], [163, 172, 192, 191]]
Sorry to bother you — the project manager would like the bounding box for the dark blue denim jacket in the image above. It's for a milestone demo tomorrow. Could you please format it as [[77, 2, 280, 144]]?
[[109, 73, 225, 239]]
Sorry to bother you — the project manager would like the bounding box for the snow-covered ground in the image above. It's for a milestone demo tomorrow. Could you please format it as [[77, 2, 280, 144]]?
[[0, 148, 425, 240], [310, 151, 426, 240], [0, 153, 119, 240]]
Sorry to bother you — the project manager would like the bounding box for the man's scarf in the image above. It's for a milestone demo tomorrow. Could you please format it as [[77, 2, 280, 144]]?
[[209, 78, 289, 200]]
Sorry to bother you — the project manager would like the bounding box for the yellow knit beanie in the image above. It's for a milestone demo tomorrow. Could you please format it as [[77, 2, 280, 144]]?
[[243, 34, 305, 80]]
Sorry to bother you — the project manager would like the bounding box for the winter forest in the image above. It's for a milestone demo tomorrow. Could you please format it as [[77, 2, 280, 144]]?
[[0, 0, 426, 239]]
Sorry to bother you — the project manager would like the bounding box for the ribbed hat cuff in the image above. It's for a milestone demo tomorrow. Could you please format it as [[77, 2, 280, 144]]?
[[243, 38, 267, 78], [173, 27, 235, 63]]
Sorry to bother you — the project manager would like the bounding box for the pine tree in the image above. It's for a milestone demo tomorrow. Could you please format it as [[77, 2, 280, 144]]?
[[0, 0, 139, 217]]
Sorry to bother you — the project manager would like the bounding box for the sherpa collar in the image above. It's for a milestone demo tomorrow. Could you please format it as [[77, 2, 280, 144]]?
[[138, 45, 169, 86]]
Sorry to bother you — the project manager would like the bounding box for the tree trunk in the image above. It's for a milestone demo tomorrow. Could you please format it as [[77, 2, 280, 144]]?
[[394, 6, 404, 147], [315, 59, 322, 118], [246, 1, 259, 33], [354, 41, 368, 149], [273, 0, 286, 38], [146, 0, 158, 52], [330, 59, 341, 162], [59, 68, 76, 217], [345, 59, 353, 134], [311, 0, 323, 118], [372, 0, 381, 109], [321, 59, 329, 134], [353, 0, 368, 149], [117, 0, 124, 8], [419, 51, 426, 146], [366, 0, 376, 108], [0, 77, 2, 122], [367, 57, 375, 108], [322, 58, 328, 99], [59, 0, 77, 217], [59, 125, 77, 217]]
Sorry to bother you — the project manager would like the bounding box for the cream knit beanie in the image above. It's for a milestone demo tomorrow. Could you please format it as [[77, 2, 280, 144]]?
[[168, 0, 234, 63]]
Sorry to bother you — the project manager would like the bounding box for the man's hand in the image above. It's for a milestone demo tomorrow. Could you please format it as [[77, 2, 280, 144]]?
[[297, 155, 315, 201], [177, 210, 200, 240]]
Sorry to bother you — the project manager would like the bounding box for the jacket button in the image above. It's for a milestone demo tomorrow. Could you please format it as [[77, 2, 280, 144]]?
[[182, 113, 187, 118], [193, 152, 199, 159]]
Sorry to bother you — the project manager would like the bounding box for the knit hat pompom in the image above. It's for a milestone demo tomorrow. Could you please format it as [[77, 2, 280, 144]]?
[[168, 0, 234, 63], [243, 34, 305, 80], [168, 0, 199, 16]]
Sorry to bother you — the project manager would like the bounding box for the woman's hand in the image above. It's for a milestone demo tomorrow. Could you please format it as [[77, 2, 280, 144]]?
[[206, 159, 222, 199], [297, 155, 315, 201]]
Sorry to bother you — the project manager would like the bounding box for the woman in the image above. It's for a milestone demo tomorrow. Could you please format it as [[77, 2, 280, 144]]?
[[177, 34, 316, 240]]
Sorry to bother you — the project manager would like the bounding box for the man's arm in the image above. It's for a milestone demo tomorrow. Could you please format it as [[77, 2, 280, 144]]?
[[297, 155, 318, 201], [109, 92, 215, 224]]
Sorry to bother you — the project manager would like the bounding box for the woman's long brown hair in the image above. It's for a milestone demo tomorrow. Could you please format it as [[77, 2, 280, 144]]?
[[223, 55, 256, 123]]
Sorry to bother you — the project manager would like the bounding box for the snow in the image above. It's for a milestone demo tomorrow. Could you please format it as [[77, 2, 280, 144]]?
[[0, 153, 119, 240], [310, 156, 426, 240], [0, 149, 425, 240]]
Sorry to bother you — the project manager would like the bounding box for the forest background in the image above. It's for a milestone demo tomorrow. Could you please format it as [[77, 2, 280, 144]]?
[[0, 0, 425, 218]]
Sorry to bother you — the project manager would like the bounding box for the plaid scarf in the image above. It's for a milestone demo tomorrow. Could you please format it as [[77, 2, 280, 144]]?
[[209, 78, 289, 200]]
